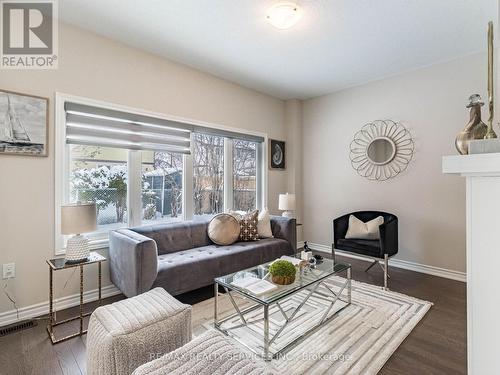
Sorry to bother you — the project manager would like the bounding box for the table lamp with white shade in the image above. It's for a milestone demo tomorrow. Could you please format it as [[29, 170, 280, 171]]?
[[61, 202, 97, 262], [279, 193, 296, 218]]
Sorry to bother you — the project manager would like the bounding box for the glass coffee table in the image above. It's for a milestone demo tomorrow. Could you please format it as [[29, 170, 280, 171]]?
[[214, 258, 351, 361]]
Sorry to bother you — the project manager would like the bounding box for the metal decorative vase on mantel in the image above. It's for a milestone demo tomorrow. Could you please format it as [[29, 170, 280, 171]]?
[[455, 94, 488, 155], [455, 21, 497, 154]]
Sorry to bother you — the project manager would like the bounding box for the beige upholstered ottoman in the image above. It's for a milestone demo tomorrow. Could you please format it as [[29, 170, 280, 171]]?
[[87, 287, 192, 375], [132, 330, 265, 375]]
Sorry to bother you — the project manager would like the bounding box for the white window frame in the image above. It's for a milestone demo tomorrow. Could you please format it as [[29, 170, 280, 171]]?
[[55, 92, 268, 255]]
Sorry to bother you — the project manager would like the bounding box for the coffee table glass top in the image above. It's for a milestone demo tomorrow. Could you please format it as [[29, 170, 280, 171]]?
[[215, 258, 350, 305]]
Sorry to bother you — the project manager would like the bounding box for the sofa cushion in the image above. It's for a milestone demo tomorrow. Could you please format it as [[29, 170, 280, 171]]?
[[132, 221, 211, 255], [345, 214, 384, 240], [153, 238, 292, 295], [337, 238, 381, 258], [238, 210, 259, 241], [207, 214, 240, 245], [229, 209, 273, 239], [258, 208, 273, 238]]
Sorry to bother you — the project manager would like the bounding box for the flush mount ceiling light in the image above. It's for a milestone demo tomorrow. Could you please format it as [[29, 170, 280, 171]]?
[[266, 2, 302, 29]]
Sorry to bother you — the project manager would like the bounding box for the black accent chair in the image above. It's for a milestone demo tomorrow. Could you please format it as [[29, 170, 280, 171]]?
[[333, 211, 398, 289]]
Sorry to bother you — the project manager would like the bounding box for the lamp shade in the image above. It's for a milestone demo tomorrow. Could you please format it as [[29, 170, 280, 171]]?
[[61, 203, 97, 235], [278, 193, 296, 211]]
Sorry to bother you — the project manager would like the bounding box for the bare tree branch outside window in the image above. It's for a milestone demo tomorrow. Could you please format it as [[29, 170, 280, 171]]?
[[233, 140, 256, 211], [193, 133, 224, 215]]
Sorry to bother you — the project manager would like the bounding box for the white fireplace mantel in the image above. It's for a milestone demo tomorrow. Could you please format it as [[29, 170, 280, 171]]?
[[443, 152, 500, 176], [443, 152, 500, 375]]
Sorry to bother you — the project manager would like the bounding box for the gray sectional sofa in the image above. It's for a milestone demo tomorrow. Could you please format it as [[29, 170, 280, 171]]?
[[109, 216, 297, 297]]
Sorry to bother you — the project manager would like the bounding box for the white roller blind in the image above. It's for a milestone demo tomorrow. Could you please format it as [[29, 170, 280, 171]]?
[[64, 102, 192, 154]]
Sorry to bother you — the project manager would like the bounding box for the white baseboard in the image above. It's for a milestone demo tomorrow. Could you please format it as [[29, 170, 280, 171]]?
[[307, 242, 466, 283], [0, 284, 121, 328]]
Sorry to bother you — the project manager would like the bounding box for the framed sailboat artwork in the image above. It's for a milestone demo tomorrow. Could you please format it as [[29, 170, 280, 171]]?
[[0, 89, 49, 156]]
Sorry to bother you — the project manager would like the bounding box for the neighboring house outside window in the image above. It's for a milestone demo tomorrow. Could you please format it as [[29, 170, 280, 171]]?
[[142, 151, 183, 225]]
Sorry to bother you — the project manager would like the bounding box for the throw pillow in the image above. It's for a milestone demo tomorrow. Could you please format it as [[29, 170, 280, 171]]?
[[207, 214, 240, 246], [238, 210, 260, 241], [228, 209, 246, 221], [345, 215, 384, 240], [229, 209, 273, 239], [258, 208, 273, 238]]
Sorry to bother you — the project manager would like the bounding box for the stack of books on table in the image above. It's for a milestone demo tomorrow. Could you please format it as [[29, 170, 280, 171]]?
[[230, 277, 277, 296]]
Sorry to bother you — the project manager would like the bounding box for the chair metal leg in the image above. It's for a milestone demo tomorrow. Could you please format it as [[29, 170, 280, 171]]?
[[331, 244, 336, 264], [365, 257, 390, 290], [378, 260, 391, 278], [364, 260, 378, 272], [383, 254, 389, 290]]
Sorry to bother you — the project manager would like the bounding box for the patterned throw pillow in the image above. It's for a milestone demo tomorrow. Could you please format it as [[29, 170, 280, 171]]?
[[238, 210, 259, 241]]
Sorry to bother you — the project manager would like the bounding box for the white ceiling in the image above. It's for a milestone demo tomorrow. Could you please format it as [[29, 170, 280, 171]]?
[[60, 0, 498, 99]]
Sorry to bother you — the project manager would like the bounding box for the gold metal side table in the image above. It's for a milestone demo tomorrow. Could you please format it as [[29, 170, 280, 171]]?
[[46, 251, 106, 344]]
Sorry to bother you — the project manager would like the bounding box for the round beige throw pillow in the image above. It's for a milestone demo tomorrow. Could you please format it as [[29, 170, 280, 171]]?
[[208, 213, 241, 245]]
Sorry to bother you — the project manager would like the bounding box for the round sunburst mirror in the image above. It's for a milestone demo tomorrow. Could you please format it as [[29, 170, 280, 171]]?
[[350, 120, 414, 181]]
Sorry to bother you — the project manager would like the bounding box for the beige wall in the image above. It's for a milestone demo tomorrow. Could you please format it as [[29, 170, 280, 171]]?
[[0, 23, 287, 314], [285, 99, 303, 241], [302, 53, 489, 273]]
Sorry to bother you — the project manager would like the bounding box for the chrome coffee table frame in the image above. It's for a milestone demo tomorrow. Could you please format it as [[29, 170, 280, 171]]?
[[214, 260, 351, 361]]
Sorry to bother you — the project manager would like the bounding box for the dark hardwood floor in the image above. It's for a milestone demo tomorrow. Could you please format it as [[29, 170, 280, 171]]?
[[0, 254, 466, 375]]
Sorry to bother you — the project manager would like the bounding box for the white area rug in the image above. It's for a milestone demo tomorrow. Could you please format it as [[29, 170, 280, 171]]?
[[197, 277, 431, 375]]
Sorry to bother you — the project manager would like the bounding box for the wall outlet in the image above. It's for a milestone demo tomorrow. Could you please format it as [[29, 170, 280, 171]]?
[[2, 263, 15, 279]]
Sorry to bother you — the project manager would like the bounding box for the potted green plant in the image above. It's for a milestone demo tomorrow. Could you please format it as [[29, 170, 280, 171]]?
[[269, 260, 296, 285]]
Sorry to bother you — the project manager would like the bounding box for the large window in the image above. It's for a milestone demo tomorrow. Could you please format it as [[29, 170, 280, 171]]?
[[193, 133, 224, 217], [57, 95, 265, 253], [233, 140, 257, 211]]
